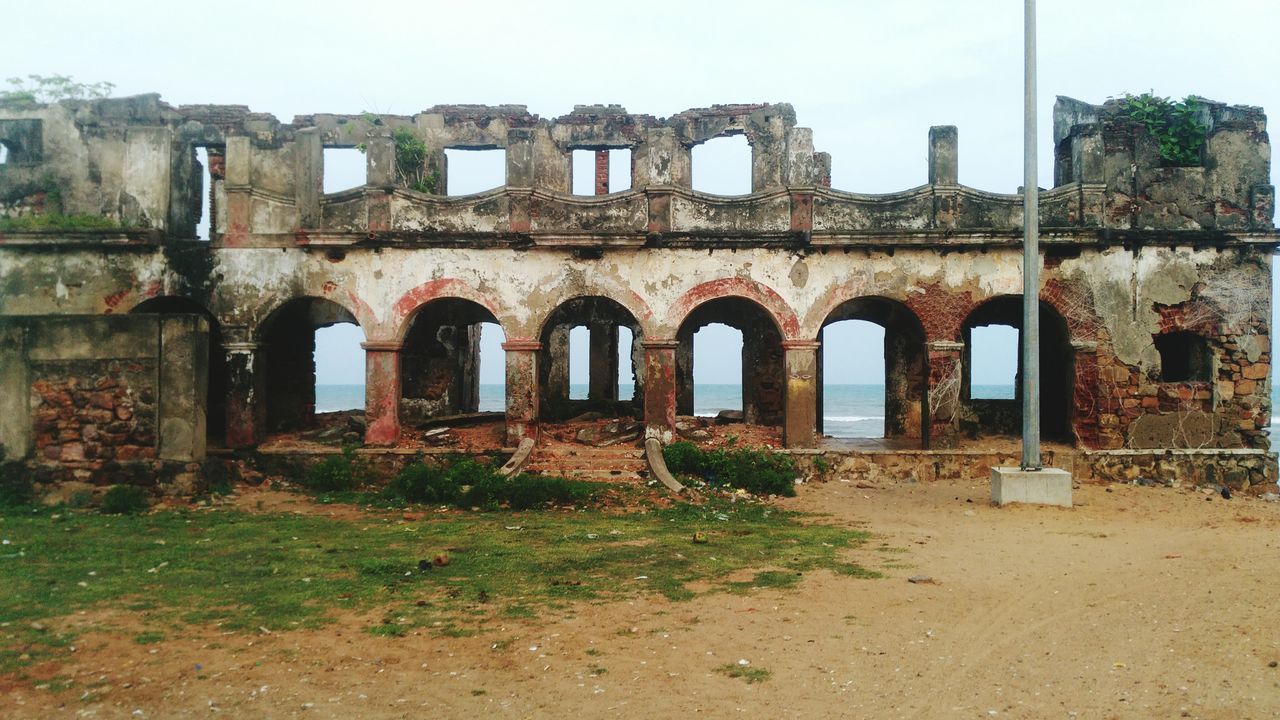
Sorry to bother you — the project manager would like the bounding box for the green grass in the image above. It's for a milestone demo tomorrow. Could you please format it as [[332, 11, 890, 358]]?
[[0, 497, 873, 677], [715, 663, 772, 683], [0, 214, 125, 232], [663, 442, 798, 496]]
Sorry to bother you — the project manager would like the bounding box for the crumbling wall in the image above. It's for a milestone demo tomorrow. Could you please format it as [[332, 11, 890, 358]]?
[[0, 93, 1273, 459], [0, 314, 207, 483]]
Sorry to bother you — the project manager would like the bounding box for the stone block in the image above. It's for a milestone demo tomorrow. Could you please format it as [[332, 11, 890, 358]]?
[[991, 467, 1073, 507], [1241, 363, 1268, 380]]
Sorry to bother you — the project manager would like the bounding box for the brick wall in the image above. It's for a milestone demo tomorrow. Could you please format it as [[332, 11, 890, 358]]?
[[0, 315, 208, 485]]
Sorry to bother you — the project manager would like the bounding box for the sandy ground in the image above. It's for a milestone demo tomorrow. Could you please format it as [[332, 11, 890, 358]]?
[[5, 478, 1280, 719]]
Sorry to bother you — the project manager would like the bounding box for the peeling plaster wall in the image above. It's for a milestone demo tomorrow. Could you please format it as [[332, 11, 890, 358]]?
[[0, 93, 1275, 456], [0, 240, 1270, 450]]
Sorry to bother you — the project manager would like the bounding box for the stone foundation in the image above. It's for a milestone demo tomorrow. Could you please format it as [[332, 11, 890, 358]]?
[[797, 448, 1277, 493]]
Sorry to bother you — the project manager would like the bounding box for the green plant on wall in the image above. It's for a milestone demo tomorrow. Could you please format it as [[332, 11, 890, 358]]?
[[0, 173, 125, 232], [390, 127, 440, 194], [354, 116, 440, 194], [1119, 93, 1208, 167]]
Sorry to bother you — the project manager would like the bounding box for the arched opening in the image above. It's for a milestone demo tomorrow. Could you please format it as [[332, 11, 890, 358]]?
[[691, 134, 752, 195], [539, 297, 643, 420], [400, 298, 504, 423], [258, 297, 366, 433], [1, 141, 10, 165], [676, 297, 783, 425], [820, 297, 928, 444], [130, 296, 227, 447], [1155, 331, 1212, 382], [961, 297, 1074, 442]]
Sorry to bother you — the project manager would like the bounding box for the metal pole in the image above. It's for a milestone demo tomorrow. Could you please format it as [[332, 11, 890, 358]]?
[[1021, 0, 1041, 470]]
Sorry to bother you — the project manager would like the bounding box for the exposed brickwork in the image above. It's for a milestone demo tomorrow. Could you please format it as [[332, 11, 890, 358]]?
[[30, 361, 159, 481], [594, 150, 609, 196]]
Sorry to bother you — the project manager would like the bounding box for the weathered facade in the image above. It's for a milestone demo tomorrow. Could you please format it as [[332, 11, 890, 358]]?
[[0, 93, 1276, 486]]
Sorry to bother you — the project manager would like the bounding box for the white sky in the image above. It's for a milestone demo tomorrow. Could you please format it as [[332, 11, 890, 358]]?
[[13, 0, 1276, 387]]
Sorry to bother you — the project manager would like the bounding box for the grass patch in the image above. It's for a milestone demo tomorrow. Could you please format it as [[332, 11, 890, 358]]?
[[726, 570, 802, 594], [389, 455, 598, 510], [0, 496, 871, 677], [0, 461, 35, 508], [100, 485, 149, 515], [301, 446, 368, 492], [0, 213, 126, 232], [307, 454, 602, 512], [715, 663, 771, 683], [663, 441, 798, 496]]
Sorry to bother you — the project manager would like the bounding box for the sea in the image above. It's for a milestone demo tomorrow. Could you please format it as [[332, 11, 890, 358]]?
[[318, 382, 1016, 438], [317, 383, 1280, 438]]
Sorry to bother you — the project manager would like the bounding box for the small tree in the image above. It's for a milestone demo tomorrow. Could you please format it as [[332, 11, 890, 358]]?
[[1, 75, 115, 104]]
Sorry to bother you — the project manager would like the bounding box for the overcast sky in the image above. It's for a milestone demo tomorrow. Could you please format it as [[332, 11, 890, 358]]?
[[11, 0, 1276, 388]]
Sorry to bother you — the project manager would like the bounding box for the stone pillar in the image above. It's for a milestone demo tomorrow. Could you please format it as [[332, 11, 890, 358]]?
[[635, 127, 690, 188], [1071, 340, 1100, 448], [783, 341, 820, 448], [506, 128, 534, 188], [675, 330, 694, 415], [503, 340, 541, 444], [366, 131, 394, 232], [544, 325, 570, 403], [588, 323, 619, 402], [362, 342, 402, 446], [0, 321, 31, 459], [926, 340, 965, 449], [751, 114, 787, 192], [930, 126, 961, 230], [595, 150, 610, 195], [928, 126, 958, 185], [742, 319, 785, 426], [531, 125, 571, 194], [507, 129, 535, 232], [642, 338, 679, 442], [207, 149, 226, 238], [158, 316, 209, 461], [294, 128, 323, 229], [223, 339, 264, 448], [815, 327, 825, 436], [786, 127, 817, 186], [222, 136, 252, 246]]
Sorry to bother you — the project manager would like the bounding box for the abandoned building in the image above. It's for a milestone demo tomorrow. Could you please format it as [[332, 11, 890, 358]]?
[[0, 93, 1275, 490]]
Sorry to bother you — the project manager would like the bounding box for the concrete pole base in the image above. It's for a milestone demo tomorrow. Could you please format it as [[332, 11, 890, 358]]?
[[991, 467, 1073, 507]]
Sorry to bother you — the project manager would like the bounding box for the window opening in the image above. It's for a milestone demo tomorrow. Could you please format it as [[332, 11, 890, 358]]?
[[822, 320, 886, 438], [323, 147, 365, 194], [444, 148, 505, 195], [1155, 331, 1211, 382], [969, 324, 1018, 399], [195, 147, 211, 241], [692, 135, 751, 195], [692, 322, 744, 416], [569, 325, 589, 399], [618, 326, 635, 401], [478, 323, 507, 412], [314, 323, 366, 412]]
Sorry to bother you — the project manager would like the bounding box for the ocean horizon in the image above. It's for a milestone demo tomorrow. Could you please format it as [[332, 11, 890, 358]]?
[[317, 383, 1280, 439]]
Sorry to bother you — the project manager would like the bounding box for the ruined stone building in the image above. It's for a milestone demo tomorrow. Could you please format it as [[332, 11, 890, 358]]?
[[0, 93, 1275, 488]]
